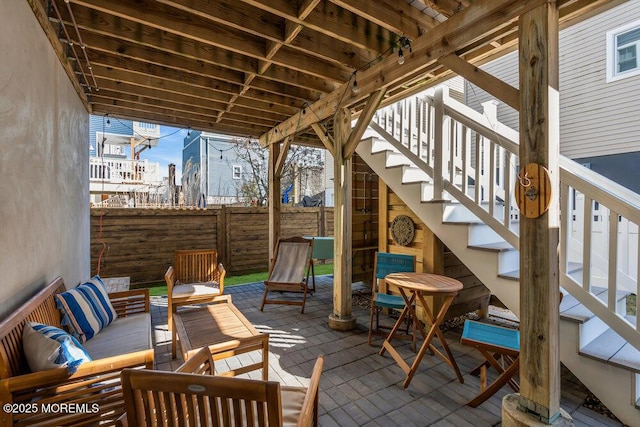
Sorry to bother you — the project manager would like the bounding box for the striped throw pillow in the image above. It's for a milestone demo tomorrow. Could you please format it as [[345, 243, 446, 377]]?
[[23, 322, 92, 374], [55, 276, 118, 343]]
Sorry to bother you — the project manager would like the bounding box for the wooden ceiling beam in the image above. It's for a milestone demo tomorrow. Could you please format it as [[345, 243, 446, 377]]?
[[93, 104, 271, 137], [311, 123, 335, 157], [239, 0, 396, 54], [69, 0, 351, 84], [260, 0, 547, 146], [438, 54, 519, 110], [91, 69, 300, 117], [344, 88, 386, 158], [53, 4, 334, 94], [159, 0, 371, 71], [330, 0, 437, 39]]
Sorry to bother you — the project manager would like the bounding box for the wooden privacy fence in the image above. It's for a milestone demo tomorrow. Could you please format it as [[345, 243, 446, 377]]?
[[90, 206, 334, 284]]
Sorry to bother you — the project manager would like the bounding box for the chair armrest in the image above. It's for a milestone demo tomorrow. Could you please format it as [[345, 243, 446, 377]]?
[[218, 263, 226, 294], [297, 355, 324, 427], [0, 349, 154, 426], [109, 288, 150, 316]]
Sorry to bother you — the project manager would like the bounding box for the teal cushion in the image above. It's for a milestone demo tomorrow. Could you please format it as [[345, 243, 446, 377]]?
[[55, 276, 118, 343], [374, 293, 406, 310], [23, 322, 92, 374]]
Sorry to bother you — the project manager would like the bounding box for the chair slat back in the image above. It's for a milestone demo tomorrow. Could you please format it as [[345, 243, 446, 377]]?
[[268, 237, 312, 284], [374, 252, 416, 280], [175, 249, 219, 284], [121, 369, 283, 426]]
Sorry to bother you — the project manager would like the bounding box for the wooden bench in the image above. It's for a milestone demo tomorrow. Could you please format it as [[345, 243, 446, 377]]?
[[0, 277, 154, 426]]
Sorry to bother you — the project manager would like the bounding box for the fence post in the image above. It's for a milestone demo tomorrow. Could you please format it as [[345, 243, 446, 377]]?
[[217, 205, 228, 270], [318, 206, 325, 236]]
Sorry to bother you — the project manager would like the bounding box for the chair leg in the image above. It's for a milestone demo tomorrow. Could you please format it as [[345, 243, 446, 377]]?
[[260, 287, 268, 311], [368, 305, 377, 345], [300, 286, 307, 314], [468, 356, 520, 408]]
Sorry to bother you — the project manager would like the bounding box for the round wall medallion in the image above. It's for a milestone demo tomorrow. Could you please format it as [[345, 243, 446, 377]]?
[[391, 215, 415, 246]]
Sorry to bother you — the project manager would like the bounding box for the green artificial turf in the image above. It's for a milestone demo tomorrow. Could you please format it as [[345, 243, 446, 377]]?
[[135, 263, 333, 297]]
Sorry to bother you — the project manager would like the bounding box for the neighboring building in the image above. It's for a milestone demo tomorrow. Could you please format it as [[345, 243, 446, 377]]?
[[182, 132, 251, 206], [88, 115, 164, 206], [464, 0, 640, 192]]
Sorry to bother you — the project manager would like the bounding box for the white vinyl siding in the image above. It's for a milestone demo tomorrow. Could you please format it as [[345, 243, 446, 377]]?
[[465, 0, 640, 160]]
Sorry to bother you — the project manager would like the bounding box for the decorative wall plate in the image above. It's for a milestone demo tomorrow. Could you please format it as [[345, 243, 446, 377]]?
[[391, 215, 415, 246]]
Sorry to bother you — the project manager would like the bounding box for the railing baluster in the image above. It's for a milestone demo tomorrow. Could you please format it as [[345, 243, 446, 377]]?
[[449, 119, 455, 185], [461, 126, 468, 196], [433, 88, 444, 200], [560, 183, 570, 276], [608, 208, 619, 312], [504, 151, 512, 227], [474, 133, 481, 205], [583, 195, 593, 292], [489, 142, 496, 217]]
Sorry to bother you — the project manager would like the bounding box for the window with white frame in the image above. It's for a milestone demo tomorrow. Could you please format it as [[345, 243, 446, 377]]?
[[232, 165, 242, 179], [607, 20, 640, 82]]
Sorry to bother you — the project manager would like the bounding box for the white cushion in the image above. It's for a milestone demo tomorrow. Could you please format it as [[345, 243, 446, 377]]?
[[172, 282, 221, 298], [280, 386, 307, 427], [83, 313, 152, 360], [23, 322, 92, 374]]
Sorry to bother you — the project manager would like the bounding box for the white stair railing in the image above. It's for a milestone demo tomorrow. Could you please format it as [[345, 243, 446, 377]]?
[[370, 86, 640, 351]]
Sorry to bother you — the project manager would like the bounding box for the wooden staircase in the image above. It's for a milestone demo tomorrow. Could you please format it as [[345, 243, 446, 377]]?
[[356, 87, 640, 425]]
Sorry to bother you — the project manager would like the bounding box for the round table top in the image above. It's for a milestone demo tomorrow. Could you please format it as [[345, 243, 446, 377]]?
[[384, 272, 463, 294]]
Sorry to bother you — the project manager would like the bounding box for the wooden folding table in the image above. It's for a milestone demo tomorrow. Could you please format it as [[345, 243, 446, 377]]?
[[381, 272, 464, 388]]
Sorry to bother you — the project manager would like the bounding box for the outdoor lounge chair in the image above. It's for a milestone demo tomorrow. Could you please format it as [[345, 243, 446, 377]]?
[[165, 249, 226, 357], [368, 252, 416, 348], [260, 236, 314, 313], [120, 346, 324, 427]]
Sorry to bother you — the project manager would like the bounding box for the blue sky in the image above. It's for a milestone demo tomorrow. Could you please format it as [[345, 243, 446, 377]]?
[[139, 125, 187, 181]]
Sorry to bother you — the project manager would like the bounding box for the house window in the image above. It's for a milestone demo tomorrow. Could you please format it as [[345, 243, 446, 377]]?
[[232, 165, 242, 180], [607, 20, 640, 82]]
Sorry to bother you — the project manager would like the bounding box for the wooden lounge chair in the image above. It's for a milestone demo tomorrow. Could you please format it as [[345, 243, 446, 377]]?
[[260, 236, 313, 313], [165, 249, 226, 356], [120, 346, 324, 427]]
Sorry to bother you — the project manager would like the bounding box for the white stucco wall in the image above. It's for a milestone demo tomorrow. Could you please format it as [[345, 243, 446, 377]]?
[[0, 1, 90, 318]]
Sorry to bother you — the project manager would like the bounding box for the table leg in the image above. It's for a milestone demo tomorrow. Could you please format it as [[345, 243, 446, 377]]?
[[402, 293, 464, 388]]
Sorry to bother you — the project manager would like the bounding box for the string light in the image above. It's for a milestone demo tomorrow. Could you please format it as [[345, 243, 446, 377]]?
[[352, 71, 360, 94], [397, 48, 405, 65], [105, 113, 111, 128], [397, 36, 412, 65]]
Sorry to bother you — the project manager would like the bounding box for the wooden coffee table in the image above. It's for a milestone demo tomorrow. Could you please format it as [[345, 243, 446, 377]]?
[[173, 295, 269, 379]]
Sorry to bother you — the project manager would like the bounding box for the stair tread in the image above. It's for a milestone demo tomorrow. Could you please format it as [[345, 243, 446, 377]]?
[[559, 286, 629, 324], [580, 328, 627, 361], [498, 270, 519, 281], [581, 324, 640, 373], [468, 241, 515, 252]]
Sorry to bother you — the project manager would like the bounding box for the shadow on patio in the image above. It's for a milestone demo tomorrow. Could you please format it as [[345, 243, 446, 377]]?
[[149, 276, 621, 427]]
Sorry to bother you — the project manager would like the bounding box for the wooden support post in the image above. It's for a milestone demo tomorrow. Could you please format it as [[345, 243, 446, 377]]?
[[268, 142, 281, 262], [328, 107, 356, 331], [378, 180, 388, 253], [505, 2, 568, 425]]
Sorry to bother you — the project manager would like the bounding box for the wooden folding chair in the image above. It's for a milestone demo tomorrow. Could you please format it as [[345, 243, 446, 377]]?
[[460, 293, 562, 407], [120, 347, 324, 427], [460, 320, 520, 407], [260, 236, 313, 313]]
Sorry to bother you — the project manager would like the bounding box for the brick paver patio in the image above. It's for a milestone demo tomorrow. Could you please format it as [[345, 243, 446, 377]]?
[[150, 276, 622, 427]]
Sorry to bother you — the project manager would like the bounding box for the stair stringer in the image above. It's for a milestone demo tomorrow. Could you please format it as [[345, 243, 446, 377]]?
[[356, 138, 520, 316], [560, 319, 640, 426]]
